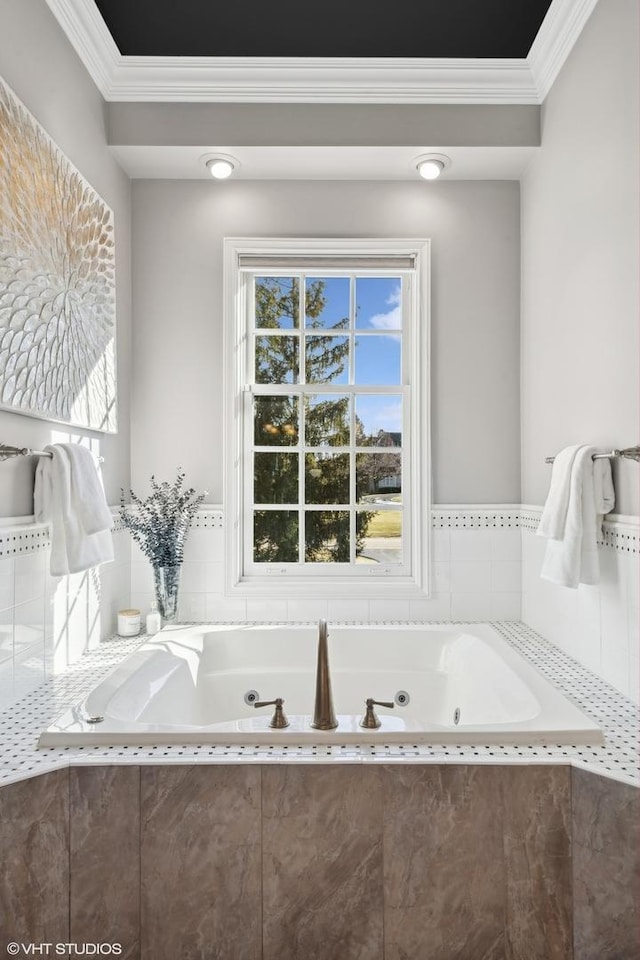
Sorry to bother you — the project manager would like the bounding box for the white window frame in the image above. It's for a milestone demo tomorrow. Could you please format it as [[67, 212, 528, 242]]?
[[223, 237, 431, 598]]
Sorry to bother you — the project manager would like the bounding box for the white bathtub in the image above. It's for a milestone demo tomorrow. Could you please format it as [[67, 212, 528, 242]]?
[[39, 622, 603, 747]]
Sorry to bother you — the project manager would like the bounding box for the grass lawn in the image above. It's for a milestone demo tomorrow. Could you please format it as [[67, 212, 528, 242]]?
[[364, 510, 402, 538]]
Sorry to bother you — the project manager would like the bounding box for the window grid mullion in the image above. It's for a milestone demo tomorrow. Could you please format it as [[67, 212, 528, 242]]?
[[298, 276, 305, 564], [298, 389, 305, 564], [299, 273, 306, 386], [349, 274, 355, 386], [350, 391, 356, 565], [348, 275, 355, 563], [250, 384, 403, 395]]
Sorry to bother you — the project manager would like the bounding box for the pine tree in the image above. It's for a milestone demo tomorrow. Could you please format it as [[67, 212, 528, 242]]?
[[253, 277, 372, 563]]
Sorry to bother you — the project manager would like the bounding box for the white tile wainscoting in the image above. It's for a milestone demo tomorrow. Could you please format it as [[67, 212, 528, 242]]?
[[0, 505, 637, 711], [0, 515, 130, 709], [521, 507, 639, 704], [130, 506, 523, 627]]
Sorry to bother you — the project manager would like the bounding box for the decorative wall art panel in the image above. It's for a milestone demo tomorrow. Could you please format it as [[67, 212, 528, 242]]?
[[0, 77, 116, 432]]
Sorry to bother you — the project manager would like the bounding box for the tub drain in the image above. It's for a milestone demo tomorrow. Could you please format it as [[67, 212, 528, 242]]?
[[453, 708, 461, 725], [86, 715, 104, 724]]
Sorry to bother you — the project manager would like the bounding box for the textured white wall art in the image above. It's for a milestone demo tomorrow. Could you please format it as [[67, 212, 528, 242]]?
[[0, 77, 116, 432]]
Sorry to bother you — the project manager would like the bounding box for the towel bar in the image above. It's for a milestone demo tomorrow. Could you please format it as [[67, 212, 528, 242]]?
[[545, 445, 640, 464], [0, 443, 104, 463]]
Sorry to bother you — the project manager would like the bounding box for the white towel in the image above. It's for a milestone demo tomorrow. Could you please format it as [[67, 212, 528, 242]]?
[[34, 443, 114, 576], [537, 444, 615, 588]]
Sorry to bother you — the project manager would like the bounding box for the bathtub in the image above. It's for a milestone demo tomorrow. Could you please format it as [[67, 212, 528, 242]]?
[[39, 623, 603, 747]]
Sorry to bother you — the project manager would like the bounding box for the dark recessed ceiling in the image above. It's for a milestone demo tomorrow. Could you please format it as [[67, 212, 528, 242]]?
[[94, 0, 553, 59]]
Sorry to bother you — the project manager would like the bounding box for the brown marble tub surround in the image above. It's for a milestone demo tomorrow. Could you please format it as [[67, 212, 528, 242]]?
[[0, 769, 69, 946], [262, 765, 384, 960], [501, 765, 572, 960], [3, 763, 636, 960], [70, 765, 140, 959], [572, 767, 640, 960], [384, 765, 506, 959], [383, 765, 573, 960], [140, 765, 262, 960]]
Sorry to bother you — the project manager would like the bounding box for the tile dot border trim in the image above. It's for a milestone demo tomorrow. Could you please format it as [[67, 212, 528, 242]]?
[[0, 506, 636, 556], [191, 509, 224, 530], [0, 526, 50, 557], [431, 510, 521, 529], [600, 527, 638, 555]]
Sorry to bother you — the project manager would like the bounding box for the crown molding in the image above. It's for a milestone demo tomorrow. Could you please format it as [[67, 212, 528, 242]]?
[[44, 0, 597, 104], [44, 0, 120, 93], [527, 0, 600, 101], [106, 57, 537, 104]]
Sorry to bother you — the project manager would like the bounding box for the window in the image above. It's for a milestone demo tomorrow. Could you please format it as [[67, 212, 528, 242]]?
[[224, 239, 430, 597]]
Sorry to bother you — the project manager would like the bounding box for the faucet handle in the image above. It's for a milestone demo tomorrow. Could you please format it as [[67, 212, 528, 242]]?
[[359, 698, 395, 730], [254, 697, 290, 729]]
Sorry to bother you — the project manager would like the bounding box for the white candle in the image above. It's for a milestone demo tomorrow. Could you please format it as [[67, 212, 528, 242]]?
[[117, 608, 141, 637]]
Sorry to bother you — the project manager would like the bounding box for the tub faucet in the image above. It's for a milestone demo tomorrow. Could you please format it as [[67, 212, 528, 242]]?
[[310, 619, 338, 730]]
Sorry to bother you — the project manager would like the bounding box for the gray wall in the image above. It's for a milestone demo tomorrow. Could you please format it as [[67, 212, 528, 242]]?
[[0, 0, 132, 515], [131, 179, 521, 504], [521, 0, 639, 515]]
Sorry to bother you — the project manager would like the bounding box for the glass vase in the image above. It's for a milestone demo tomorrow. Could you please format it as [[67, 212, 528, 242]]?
[[152, 564, 182, 622]]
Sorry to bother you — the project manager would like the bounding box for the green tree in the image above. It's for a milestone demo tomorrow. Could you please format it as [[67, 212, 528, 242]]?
[[356, 431, 402, 495]]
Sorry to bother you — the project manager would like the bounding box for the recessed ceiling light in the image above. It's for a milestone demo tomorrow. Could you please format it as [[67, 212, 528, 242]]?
[[415, 154, 451, 180], [207, 158, 234, 179], [418, 159, 443, 180], [204, 155, 237, 179]]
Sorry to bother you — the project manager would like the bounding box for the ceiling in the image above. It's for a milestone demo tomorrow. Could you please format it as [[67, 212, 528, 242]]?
[[43, 0, 600, 181], [93, 0, 553, 60], [44, 0, 599, 104]]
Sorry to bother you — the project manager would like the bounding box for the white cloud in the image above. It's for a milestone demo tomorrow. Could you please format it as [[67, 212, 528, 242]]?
[[366, 284, 402, 331]]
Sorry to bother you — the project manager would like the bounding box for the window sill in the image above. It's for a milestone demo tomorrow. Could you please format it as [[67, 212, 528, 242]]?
[[225, 576, 431, 600]]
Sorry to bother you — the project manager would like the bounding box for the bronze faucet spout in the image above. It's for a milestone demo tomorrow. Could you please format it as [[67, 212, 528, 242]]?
[[310, 619, 338, 730]]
